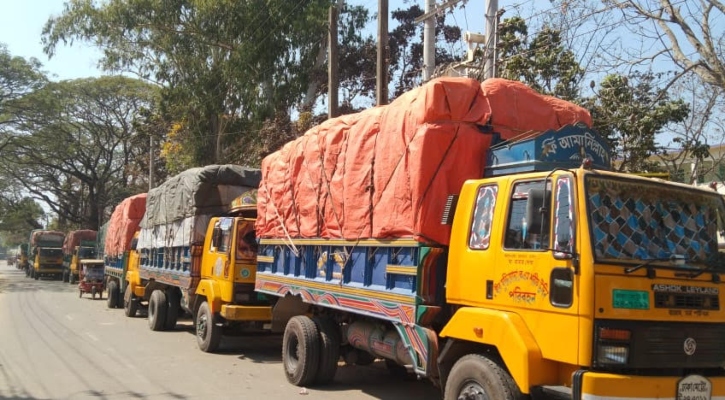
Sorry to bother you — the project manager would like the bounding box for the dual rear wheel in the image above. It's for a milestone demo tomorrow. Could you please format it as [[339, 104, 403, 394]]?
[[282, 316, 340, 387]]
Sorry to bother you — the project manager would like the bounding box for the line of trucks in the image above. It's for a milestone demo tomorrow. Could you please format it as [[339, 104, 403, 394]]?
[[18, 77, 725, 400]]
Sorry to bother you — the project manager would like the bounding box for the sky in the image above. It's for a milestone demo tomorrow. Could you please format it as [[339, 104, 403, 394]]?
[[0, 0, 520, 81]]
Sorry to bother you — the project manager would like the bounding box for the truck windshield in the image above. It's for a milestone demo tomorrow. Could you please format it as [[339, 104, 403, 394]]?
[[585, 175, 725, 267], [78, 247, 97, 258], [40, 248, 62, 257]]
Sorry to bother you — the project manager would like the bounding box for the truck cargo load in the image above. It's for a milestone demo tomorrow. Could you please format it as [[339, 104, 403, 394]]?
[[30, 230, 65, 248], [62, 230, 97, 255], [105, 193, 147, 257], [255, 77, 592, 245], [137, 164, 261, 249]]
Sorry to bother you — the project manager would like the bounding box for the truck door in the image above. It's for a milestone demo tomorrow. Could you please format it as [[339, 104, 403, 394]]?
[[205, 218, 233, 281], [232, 219, 257, 284], [496, 173, 580, 366]]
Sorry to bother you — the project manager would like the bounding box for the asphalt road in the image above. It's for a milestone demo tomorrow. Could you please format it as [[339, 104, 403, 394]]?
[[0, 262, 440, 400]]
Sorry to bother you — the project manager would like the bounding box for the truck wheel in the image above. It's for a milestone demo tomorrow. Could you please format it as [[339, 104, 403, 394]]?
[[107, 281, 120, 309], [62, 270, 68, 283], [34, 271, 39, 280], [91, 286, 98, 299], [443, 354, 524, 400], [69, 273, 76, 284], [148, 290, 168, 331], [313, 317, 340, 385], [164, 290, 180, 331], [196, 301, 221, 353], [124, 289, 139, 318], [282, 316, 320, 386]]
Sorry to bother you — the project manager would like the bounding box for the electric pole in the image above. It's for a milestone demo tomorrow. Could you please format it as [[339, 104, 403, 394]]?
[[376, 0, 388, 106], [484, 0, 498, 79], [422, 0, 435, 81], [328, 4, 339, 118]]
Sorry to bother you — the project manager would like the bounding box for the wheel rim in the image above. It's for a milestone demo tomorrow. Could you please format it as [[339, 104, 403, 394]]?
[[197, 311, 208, 340], [457, 381, 488, 400], [285, 334, 300, 371]]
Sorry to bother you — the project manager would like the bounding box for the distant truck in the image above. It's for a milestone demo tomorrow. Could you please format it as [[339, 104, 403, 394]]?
[[103, 193, 146, 314], [135, 165, 271, 352], [254, 77, 725, 399], [29, 230, 65, 280], [62, 229, 98, 284], [18, 243, 29, 273]]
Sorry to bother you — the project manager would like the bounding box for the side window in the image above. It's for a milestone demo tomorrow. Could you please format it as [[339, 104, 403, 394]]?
[[553, 175, 575, 255], [469, 185, 498, 250], [504, 180, 551, 250]]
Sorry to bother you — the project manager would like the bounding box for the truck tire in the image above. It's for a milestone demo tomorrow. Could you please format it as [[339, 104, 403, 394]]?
[[164, 289, 180, 331], [34, 271, 39, 280], [107, 281, 120, 309], [124, 289, 139, 318], [196, 301, 221, 353], [148, 290, 168, 331], [62, 270, 68, 283], [443, 354, 525, 400], [69, 273, 76, 284], [313, 317, 341, 385], [282, 315, 320, 386]]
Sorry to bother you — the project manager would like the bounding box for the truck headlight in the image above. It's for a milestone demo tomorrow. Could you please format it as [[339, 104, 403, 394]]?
[[597, 345, 629, 365]]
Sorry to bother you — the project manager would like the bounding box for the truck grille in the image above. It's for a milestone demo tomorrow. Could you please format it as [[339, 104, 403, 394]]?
[[594, 320, 725, 370], [654, 292, 719, 310]]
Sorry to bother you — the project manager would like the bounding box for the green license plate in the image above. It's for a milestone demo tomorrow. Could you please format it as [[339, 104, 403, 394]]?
[[612, 289, 650, 310]]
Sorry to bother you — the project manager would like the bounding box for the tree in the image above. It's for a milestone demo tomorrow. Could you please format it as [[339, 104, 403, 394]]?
[[583, 72, 690, 172], [387, 4, 462, 98], [0, 197, 44, 247], [1, 76, 158, 230], [497, 16, 584, 100], [604, 0, 725, 90], [42, 0, 332, 168], [656, 74, 725, 183]]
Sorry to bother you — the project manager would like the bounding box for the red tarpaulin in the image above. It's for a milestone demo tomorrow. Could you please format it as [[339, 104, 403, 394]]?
[[62, 230, 98, 255], [105, 193, 146, 257], [256, 77, 592, 245]]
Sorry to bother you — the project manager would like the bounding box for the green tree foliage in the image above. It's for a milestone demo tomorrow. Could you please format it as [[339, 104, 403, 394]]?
[[582, 73, 690, 172], [0, 197, 44, 247], [1, 76, 158, 230], [497, 16, 583, 100], [42, 0, 332, 169]]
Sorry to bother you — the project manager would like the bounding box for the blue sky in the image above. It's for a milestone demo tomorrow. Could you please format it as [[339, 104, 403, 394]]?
[[0, 0, 521, 81]]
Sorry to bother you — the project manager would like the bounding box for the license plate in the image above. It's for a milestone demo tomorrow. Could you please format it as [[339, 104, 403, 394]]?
[[677, 375, 712, 400]]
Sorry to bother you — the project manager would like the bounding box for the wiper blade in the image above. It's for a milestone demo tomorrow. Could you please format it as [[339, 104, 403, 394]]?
[[624, 255, 686, 274]]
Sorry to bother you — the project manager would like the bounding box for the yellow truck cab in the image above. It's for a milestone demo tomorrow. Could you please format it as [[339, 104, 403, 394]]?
[[29, 230, 65, 280], [438, 131, 725, 399]]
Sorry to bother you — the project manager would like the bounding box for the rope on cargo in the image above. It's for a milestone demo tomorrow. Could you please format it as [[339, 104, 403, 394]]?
[[272, 203, 300, 257]]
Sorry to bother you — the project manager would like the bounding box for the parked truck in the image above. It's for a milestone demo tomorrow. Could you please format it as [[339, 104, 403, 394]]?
[[254, 77, 725, 399], [29, 229, 65, 280], [19, 243, 29, 273], [62, 229, 98, 284], [135, 165, 271, 352], [103, 193, 146, 314]]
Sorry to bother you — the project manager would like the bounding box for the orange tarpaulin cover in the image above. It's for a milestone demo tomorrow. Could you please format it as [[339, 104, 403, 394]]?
[[256, 77, 592, 245], [62, 229, 97, 254], [105, 193, 146, 257]]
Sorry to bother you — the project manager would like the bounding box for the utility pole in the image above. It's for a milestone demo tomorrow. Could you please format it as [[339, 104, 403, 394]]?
[[422, 0, 436, 81], [328, 4, 339, 118], [149, 135, 155, 191], [483, 0, 498, 79], [376, 0, 388, 106]]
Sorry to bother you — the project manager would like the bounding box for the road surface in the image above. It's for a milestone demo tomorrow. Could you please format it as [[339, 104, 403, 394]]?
[[0, 262, 439, 400]]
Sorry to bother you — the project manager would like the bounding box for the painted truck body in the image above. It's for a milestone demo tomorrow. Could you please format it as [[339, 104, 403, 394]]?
[[254, 77, 725, 400], [135, 165, 272, 352], [29, 230, 65, 280], [18, 243, 29, 271], [62, 229, 98, 284]]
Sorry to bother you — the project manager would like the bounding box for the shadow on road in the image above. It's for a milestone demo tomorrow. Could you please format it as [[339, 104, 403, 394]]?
[[0, 269, 76, 294]]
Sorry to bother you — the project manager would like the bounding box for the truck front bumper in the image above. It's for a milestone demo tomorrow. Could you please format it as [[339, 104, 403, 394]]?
[[577, 371, 725, 399]]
